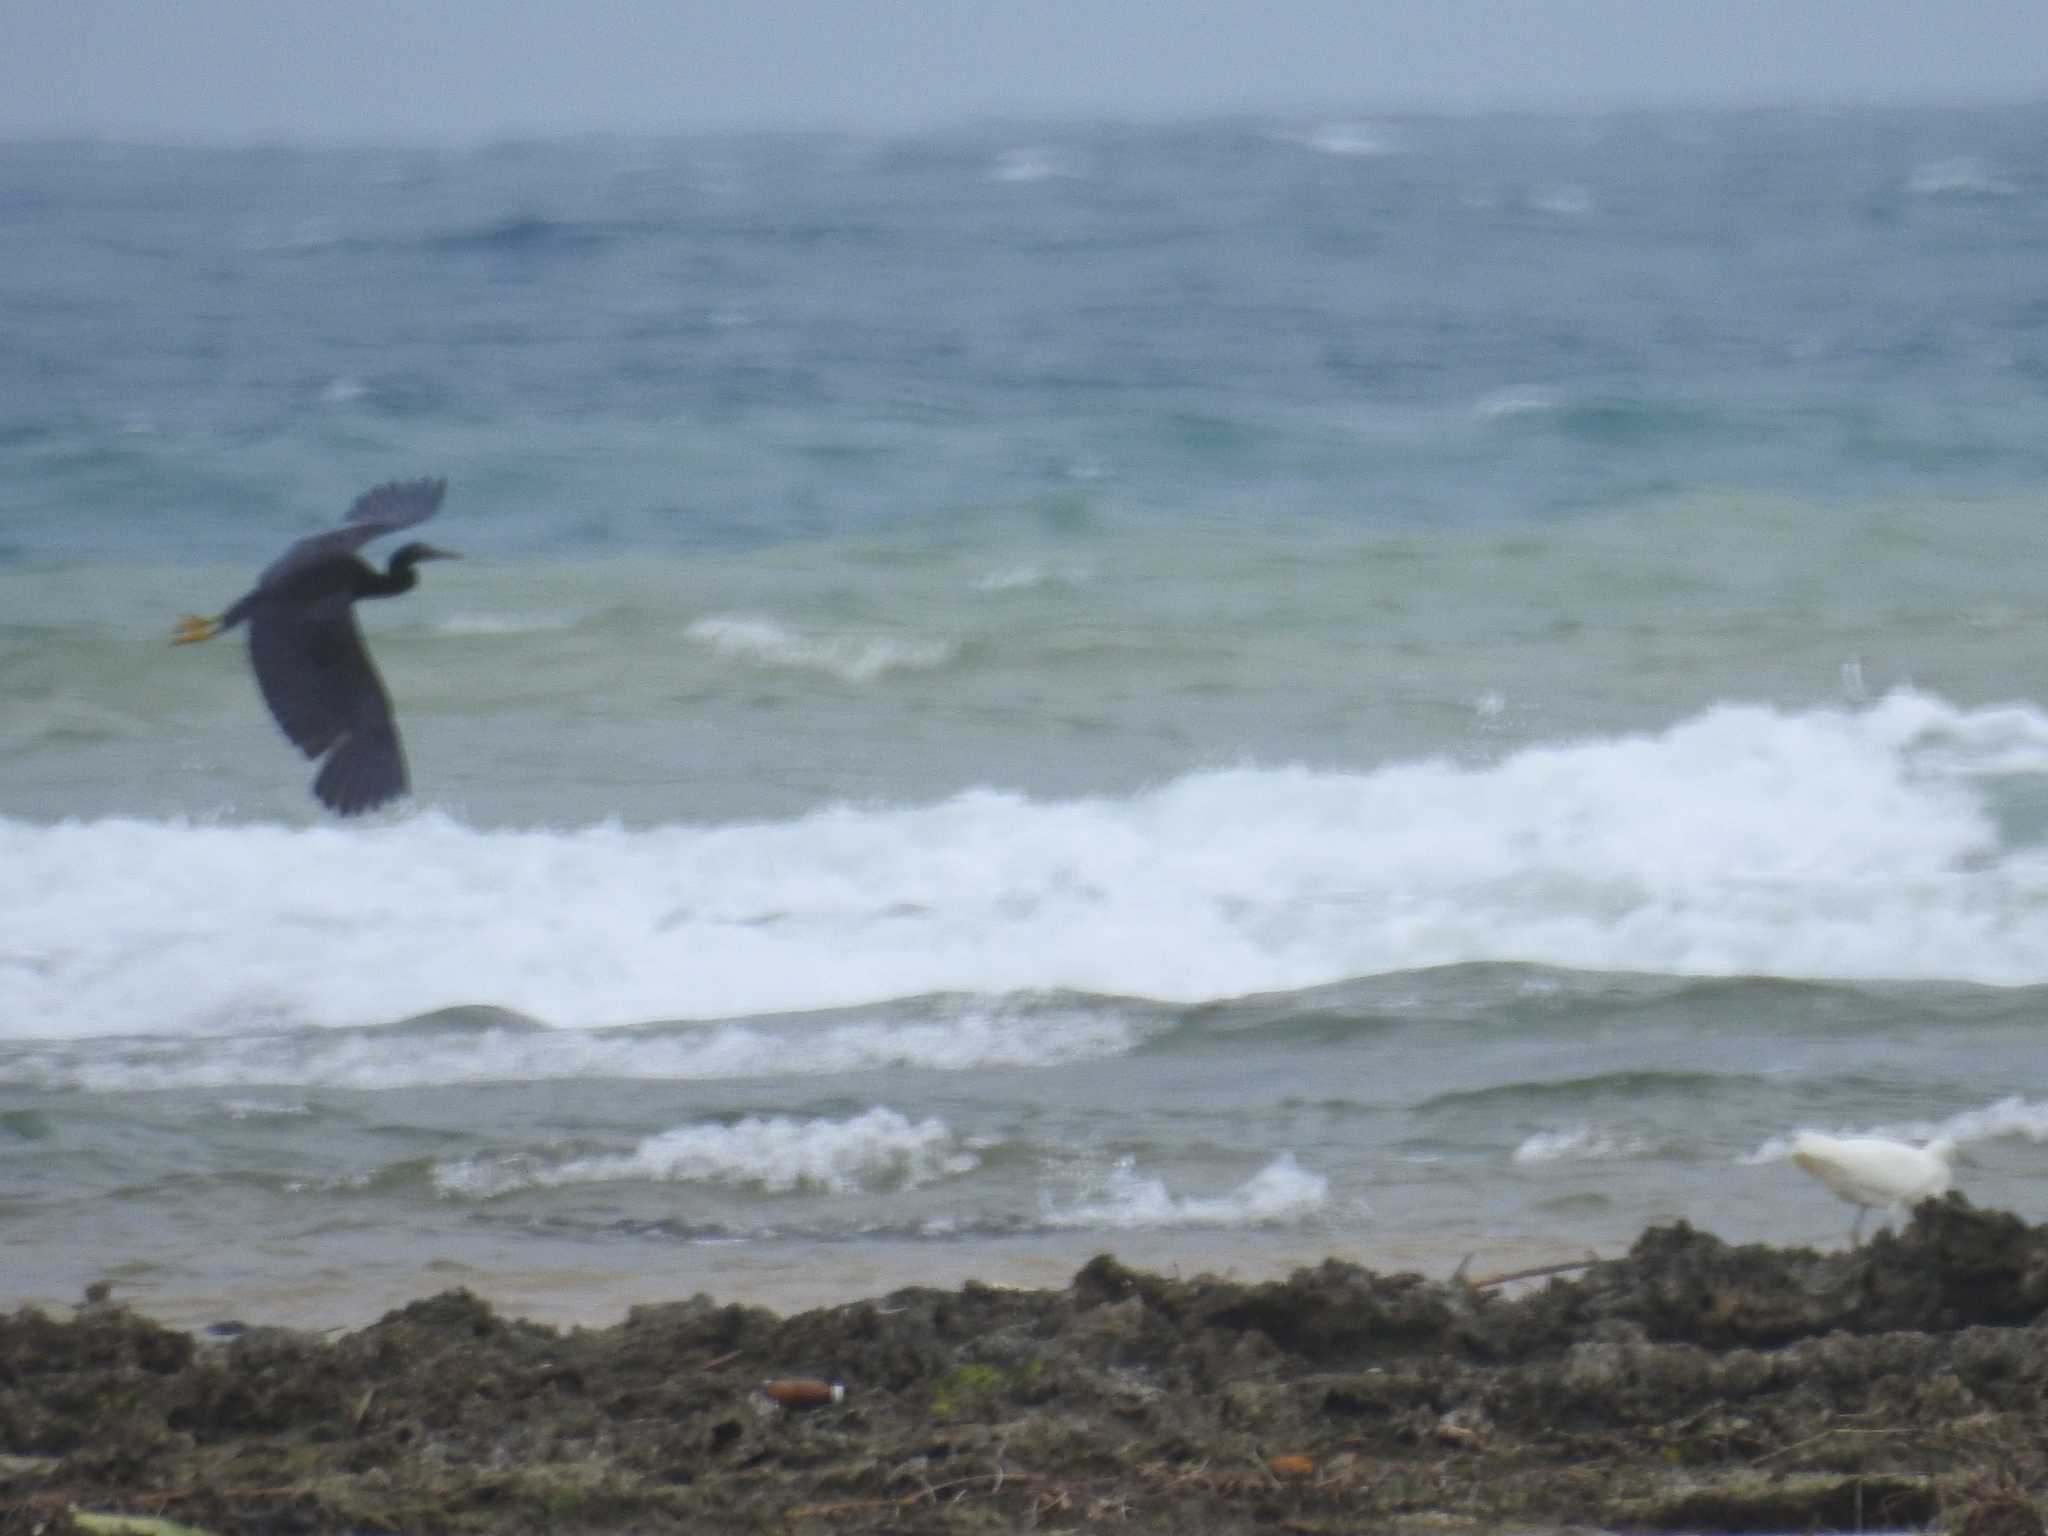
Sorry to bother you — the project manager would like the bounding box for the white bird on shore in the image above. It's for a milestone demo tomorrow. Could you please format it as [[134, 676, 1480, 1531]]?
[[1788, 1131, 1958, 1247]]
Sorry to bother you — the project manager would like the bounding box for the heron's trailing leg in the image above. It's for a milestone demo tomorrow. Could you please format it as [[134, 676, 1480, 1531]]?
[[172, 614, 222, 645]]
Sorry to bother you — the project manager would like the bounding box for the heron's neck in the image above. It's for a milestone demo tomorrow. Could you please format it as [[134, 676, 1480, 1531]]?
[[358, 556, 421, 599]]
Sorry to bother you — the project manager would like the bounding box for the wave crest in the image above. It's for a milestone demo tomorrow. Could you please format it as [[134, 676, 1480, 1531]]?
[[687, 614, 955, 681], [434, 1106, 976, 1198], [1040, 1153, 1329, 1230], [9, 693, 2048, 1041]]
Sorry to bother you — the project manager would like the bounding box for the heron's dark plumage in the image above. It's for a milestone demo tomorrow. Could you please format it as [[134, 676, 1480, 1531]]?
[[252, 478, 448, 590], [191, 478, 455, 816]]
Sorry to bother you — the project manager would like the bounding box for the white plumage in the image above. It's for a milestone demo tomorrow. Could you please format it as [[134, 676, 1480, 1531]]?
[[1788, 1131, 1958, 1246]]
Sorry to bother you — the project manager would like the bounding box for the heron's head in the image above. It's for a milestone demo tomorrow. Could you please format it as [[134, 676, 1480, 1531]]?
[[390, 541, 461, 570]]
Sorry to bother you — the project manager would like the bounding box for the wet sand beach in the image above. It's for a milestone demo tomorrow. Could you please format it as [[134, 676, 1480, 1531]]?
[[22, 1231, 1604, 1337]]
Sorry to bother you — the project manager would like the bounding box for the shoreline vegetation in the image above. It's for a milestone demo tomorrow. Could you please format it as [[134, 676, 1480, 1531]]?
[[6, 1203, 2048, 1533]]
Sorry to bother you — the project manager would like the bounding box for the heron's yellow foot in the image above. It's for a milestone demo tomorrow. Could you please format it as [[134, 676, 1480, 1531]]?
[[171, 614, 221, 645]]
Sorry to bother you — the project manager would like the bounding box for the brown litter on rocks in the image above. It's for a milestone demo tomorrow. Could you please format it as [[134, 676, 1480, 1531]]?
[[7, 1198, 2048, 1533]]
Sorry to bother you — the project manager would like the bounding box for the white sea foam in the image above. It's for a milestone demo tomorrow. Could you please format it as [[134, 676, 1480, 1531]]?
[[431, 609, 578, 636], [5, 1001, 1140, 1092], [10, 692, 2048, 1044], [971, 562, 1094, 593], [1283, 122, 1403, 158], [1512, 1125, 1642, 1165], [1746, 1095, 2048, 1165], [1040, 1153, 1329, 1230], [215, 1097, 311, 1120], [973, 564, 1052, 593], [1528, 184, 1595, 217], [990, 147, 1081, 183], [433, 1106, 976, 1199], [686, 614, 954, 681], [1920, 1097, 2048, 1145], [1906, 157, 2017, 198], [1474, 385, 1566, 420]]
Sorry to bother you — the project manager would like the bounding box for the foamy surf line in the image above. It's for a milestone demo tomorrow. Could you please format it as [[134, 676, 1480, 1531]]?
[[1039, 1152, 1331, 1231], [434, 1106, 981, 1199], [686, 613, 955, 682], [8, 691, 2048, 1039], [431, 1109, 1331, 1236], [0, 1003, 1143, 1092]]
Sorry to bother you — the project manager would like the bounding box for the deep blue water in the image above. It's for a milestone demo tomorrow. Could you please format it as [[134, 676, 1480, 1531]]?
[[6, 107, 2048, 564]]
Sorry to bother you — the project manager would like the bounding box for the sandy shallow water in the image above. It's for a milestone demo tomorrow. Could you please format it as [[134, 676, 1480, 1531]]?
[[29, 1230, 1602, 1334]]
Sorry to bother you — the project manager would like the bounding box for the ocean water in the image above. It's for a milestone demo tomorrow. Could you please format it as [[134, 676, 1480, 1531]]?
[[7, 106, 2048, 1326]]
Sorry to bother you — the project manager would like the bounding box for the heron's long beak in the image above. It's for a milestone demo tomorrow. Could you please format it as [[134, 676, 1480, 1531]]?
[[171, 614, 221, 645], [420, 546, 462, 562]]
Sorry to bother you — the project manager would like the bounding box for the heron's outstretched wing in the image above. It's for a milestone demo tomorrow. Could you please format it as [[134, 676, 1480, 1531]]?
[[344, 476, 447, 536], [257, 478, 448, 589], [245, 594, 409, 815]]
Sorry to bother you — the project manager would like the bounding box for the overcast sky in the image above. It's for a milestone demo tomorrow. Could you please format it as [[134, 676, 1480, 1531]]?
[[6, 0, 2047, 142]]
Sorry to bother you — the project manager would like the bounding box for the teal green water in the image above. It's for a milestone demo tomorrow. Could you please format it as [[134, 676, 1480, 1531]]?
[[10, 489, 2048, 825]]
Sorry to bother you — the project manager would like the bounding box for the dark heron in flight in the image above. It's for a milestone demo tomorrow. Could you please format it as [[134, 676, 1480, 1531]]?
[[173, 477, 458, 816]]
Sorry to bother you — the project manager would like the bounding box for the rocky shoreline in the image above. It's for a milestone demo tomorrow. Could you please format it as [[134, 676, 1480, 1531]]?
[[6, 1200, 2048, 1533]]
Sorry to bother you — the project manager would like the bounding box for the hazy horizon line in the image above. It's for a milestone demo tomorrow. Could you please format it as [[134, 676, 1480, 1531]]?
[[5, 87, 2045, 153]]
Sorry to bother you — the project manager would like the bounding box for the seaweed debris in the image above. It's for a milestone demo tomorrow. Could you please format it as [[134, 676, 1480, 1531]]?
[[5, 1198, 2048, 1533]]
